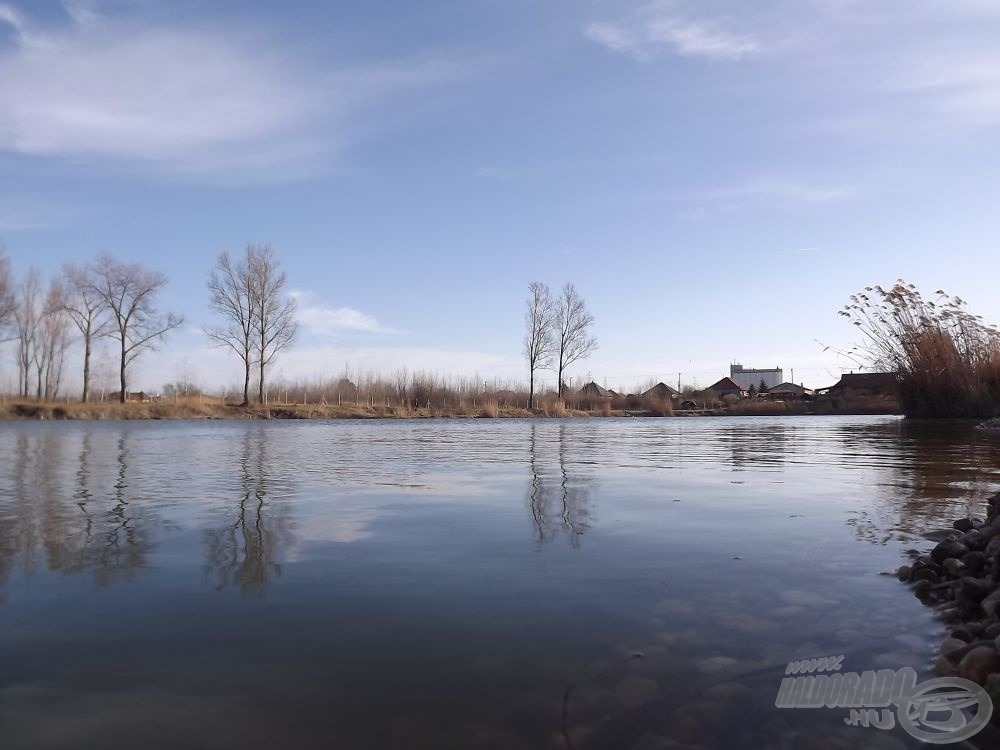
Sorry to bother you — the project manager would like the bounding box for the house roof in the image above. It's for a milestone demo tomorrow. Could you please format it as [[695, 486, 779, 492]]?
[[768, 382, 809, 394], [825, 372, 898, 392], [708, 377, 745, 392], [642, 382, 680, 399], [578, 381, 613, 397]]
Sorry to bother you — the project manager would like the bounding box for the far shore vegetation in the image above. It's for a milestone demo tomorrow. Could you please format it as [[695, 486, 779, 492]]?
[[0, 243, 995, 421]]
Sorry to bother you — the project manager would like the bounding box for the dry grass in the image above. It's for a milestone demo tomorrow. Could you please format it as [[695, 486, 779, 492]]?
[[842, 282, 1000, 418], [0, 396, 553, 421]]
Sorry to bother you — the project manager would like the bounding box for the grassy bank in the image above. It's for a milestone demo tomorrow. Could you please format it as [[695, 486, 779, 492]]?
[[0, 397, 608, 421], [0, 395, 903, 421]]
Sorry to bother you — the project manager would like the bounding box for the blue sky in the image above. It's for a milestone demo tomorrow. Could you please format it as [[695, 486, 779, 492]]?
[[1, 0, 999, 393]]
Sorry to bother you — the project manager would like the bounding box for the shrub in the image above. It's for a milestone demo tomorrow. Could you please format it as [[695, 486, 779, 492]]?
[[841, 282, 1000, 418]]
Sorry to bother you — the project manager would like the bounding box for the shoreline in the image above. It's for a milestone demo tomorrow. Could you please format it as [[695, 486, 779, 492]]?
[[0, 399, 903, 421], [898, 492, 1000, 703]]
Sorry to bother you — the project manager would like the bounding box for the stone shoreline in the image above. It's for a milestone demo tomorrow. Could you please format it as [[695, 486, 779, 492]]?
[[897, 492, 1000, 704]]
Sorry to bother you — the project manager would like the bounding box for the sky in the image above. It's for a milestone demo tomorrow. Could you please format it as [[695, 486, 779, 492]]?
[[1, 0, 999, 394]]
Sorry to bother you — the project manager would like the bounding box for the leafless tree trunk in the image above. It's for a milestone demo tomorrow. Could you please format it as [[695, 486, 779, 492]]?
[[37, 283, 71, 400], [249, 246, 297, 406], [90, 254, 184, 403], [554, 283, 598, 398], [205, 249, 256, 406], [59, 263, 110, 403], [14, 267, 42, 398], [523, 282, 555, 409], [0, 244, 14, 337]]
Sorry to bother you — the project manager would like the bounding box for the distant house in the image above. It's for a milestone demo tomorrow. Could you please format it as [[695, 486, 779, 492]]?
[[578, 382, 614, 398], [642, 382, 681, 401], [767, 382, 814, 401], [819, 373, 898, 399], [679, 399, 698, 410], [707, 377, 746, 400], [111, 391, 153, 403]]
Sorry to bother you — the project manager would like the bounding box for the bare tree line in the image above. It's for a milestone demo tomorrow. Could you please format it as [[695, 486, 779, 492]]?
[[0, 247, 183, 403], [523, 282, 598, 405]]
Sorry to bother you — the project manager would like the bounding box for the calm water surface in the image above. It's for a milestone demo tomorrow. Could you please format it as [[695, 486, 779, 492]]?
[[1, 416, 999, 749]]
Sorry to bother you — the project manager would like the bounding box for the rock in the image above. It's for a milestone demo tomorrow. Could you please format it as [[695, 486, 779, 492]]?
[[954, 518, 974, 533], [924, 529, 961, 543], [957, 645, 1000, 685], [912, 567, 940, 584], [942, 558, 963, 577], [937, 606, 962, 623], [940, 637, 968, 658], [912, 579, 933, 598], [960, 577, 991, 603], [982, 588, 1000, 618], [932, 540, 969, 565], [985, 623, 1000, 639], [934, 654, 958, 676], [951, 626, 974, 642], [896, 564, 912, 582], [959, 530, 985, 549], [985, 536, 1000, 556], [967, 621, 985, 637], [963, 551, 987, 573]]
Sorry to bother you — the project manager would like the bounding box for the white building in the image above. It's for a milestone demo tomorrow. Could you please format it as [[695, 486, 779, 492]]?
[[730, 364, 783, 390]]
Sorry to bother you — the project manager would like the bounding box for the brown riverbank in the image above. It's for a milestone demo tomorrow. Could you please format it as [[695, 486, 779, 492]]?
[[0, 397, 902, 421], [0, 397, 603, 421]]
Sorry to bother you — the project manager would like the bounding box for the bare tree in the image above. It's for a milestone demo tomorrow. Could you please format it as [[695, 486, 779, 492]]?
[[0, 244, 14, 335], [91, 254, 184, 403], [205, 249, 256, 406], [523, 282, 556, 409], [35, 283, 71, 400], [59, 263, 110, 402], [13, 267, 42, 398], [249, 246, 297, 405], [554, 283, 598, 398]]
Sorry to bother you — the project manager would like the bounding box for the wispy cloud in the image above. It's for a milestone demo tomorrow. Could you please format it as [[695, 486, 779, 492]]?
[[0, 2, 461, 182], [0, 3, 25, 39], [584, 3, 762, 62], [292, 292, 400, 337]]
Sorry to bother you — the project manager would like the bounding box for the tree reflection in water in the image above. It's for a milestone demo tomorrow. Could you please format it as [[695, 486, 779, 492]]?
[[203, 426, 292, 597], [528, 422, 593, 548], [0, 428, 154, 595]]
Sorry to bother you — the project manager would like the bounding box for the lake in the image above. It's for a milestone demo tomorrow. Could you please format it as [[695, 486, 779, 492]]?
[[1, 416, 998, 749]]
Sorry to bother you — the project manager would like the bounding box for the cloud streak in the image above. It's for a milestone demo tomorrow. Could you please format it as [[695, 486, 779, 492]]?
[[585, 3, 761, 62], [0, 2, 460, 182], [292, 292, 400, 337]]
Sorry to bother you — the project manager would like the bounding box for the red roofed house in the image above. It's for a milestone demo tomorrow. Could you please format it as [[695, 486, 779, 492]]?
[[707, 377, 746, 400]]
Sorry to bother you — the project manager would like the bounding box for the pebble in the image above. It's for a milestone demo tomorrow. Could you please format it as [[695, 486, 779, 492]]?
[[934, 654, 957, 676], [912, 579, 933, 598], [939, 637, 967, 658], [942, 558, 963, 576], [896, 564, 912, 581], [960, 576, 990, 603], [931, 540, 968, 564], [957, 646, 1000, 686]]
